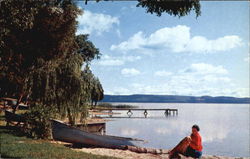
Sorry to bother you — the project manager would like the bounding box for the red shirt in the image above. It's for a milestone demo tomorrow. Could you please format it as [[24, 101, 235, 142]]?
[[190, 132, 203, 151]]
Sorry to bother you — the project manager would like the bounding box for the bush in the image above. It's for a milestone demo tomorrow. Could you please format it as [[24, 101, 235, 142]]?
[[24, 104, 55, 139]]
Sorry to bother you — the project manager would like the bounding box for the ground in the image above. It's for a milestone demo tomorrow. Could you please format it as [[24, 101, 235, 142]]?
[[73, 147, 248, 159]]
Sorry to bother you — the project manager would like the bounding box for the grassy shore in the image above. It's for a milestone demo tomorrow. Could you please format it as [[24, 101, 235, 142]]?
[[0, 112, 119, 159]]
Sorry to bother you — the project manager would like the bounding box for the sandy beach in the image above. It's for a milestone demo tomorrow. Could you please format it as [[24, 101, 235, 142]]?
[[73, 147, 248, 159]]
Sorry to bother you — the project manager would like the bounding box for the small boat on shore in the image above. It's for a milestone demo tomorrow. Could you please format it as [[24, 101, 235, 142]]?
[[51, 119, 144, 149]]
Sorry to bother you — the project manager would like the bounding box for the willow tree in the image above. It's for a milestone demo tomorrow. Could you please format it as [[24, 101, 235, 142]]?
[[82, 65, 104, 107], [0, 0, 101, 138], [0, 0, 81, 110], [91, 77, 104, 106]]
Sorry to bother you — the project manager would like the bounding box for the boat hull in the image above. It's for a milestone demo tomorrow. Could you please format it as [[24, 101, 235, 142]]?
[[51, 120, 141, 149]]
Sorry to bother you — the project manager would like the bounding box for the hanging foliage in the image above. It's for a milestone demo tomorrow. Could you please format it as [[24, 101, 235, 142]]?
[[0, 0, 102, 138], [81, 65, 104, 107]]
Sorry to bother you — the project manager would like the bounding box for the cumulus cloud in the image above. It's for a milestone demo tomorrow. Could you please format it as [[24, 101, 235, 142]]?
[[121, 68, 141, 76], [93, 55, 123, 66], [107, 63, 250, 97], [155, 70, 173, 77], [76, 10, 119, 35], [110, 25, 243, 54], [93, 55, 141, 66], [182, 63, 228, 75], [111, 31, 146, 52]]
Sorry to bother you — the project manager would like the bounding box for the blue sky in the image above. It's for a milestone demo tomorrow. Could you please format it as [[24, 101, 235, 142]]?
[[76, 1, 249, 97]]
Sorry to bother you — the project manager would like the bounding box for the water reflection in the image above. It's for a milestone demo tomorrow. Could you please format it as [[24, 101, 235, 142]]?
[[120, 128, 139, 136], [154, 127, 172, 135], [104, 103, 249, 157], [202, 123, 229, 143]]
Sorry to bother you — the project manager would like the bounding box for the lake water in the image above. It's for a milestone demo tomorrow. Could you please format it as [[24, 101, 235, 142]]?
[[102, 103, 249, 157]]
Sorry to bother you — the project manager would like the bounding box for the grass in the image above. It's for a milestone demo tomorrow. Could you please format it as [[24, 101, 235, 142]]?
[[0, 112, 120, 159]]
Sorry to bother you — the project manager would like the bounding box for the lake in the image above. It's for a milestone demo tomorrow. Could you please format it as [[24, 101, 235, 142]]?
[[102, 103, 249, 157]]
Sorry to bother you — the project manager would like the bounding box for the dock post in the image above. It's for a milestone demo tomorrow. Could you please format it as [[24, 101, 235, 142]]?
[[144, 110, 148, 118], [127, 109, 133, 117], [164, 109, 169, 116]]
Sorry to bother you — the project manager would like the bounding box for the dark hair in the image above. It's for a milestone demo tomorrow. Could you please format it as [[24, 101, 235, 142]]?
[[192, 125, 200, 131]]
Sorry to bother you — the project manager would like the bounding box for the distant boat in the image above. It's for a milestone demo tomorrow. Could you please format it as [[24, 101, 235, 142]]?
[[51, 119, 144, 149]]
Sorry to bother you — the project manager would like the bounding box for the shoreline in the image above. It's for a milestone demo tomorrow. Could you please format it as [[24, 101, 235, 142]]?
[[72, 147, 249, 159], [51, 141, 248, 159]]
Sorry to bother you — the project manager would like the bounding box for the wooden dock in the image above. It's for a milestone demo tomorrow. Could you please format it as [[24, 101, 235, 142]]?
[[92, 108, 178, 117]]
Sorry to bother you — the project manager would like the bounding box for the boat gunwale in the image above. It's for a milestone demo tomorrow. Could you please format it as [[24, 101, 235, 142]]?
[[51, 119, 145, 142]]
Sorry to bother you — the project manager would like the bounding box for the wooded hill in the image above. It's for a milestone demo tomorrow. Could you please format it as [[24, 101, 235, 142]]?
[[102, 94, 250, 103]]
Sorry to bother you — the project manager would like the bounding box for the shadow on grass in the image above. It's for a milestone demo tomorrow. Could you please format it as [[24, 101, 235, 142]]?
[[0, 125, 29, 138], [0, 154, 21, 159]]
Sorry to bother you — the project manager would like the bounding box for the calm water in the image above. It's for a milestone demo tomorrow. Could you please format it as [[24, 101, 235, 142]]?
[[103, 103, 249, 157]]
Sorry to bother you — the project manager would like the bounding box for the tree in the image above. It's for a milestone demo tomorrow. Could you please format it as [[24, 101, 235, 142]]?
[[91, 77, 104, 107], [0, 0, 81, 112], [84, 0, 201, 17], [75, 34, 101, 62], [0, 0, 101, 138], [136, 0, 201, 17], [81, 65, 104, 107]]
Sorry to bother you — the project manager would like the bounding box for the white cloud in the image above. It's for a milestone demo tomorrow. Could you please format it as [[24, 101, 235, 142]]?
[[122, 56, 141, 62], [121, 68, 140, 76], [94, 55, 123, 66], [111, 25, 243, 54], [76, 10, 119, 35], [107, 63, 250, 97], [93, 55, 141, 66], [182, 63, 228, 75], [186, 35, 242, 53], [104, 62, 249, 97], [110, 31, 146, 52], [202, 75, 231, 83], [155, 70, 173, 77]]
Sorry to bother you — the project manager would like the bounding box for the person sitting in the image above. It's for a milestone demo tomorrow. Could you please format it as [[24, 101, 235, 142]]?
[[169, 124, 203, 159]]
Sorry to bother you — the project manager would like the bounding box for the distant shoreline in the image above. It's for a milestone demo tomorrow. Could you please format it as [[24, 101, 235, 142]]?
[[101, 94, 250, 104]]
